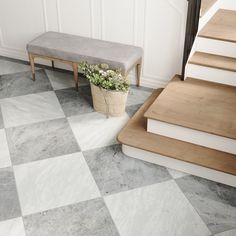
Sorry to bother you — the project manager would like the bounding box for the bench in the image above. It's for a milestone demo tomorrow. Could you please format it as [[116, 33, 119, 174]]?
[[27, 32, 143, 89]]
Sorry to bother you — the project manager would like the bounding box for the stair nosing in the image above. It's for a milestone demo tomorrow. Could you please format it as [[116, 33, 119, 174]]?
[[198, 9, 236, 44], [144, 76, 236, 140], [188, 52, 236, 73], [118, 89, 236, 176], [198, 34, 236, 44]]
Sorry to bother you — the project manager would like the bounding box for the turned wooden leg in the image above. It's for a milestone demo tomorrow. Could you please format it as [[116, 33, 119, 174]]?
[[28, 53, 36, 81], [136, 60, 142, 87], [72, 62, 79, 91], [52, 60, 55, 70]]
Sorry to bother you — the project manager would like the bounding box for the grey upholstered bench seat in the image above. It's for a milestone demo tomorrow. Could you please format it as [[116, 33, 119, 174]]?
[[27, 31, 143, 88]]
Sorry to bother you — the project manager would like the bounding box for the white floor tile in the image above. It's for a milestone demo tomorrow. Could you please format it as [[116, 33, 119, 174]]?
[[14, 152, 100, 216], [0, 129, 11, 168], [0, 217, 26, 236], [68, 112, 129, 151], [1, 91, 65, 128], [105, 180, 211, 236]]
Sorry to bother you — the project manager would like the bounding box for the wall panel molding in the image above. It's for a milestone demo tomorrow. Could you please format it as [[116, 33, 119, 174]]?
[[100, 0, 105, 40], [0, 27, 5, 47], [56, 0, 62, 32], [42, 0, 49, 31], [142, 0, 187, 81], [0, 0, 187, 88]]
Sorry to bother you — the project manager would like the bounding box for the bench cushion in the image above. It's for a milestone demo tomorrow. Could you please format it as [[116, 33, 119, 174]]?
[[27, 32, 143, 73]]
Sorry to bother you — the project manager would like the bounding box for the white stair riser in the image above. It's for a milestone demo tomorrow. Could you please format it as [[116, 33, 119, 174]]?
[[147, 119, 236, 155], [199, 0, 220, 31], [196, 37, 236, 58], [123, 145, 236, 188], [185, 63, 236, 86]]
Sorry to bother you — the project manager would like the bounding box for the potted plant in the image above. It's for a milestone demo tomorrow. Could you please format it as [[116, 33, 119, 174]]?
[[79, 62, 129, 117]]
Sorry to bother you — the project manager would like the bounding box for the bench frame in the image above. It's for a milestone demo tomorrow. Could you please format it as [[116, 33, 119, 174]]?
[[28, 52, 142, 90]]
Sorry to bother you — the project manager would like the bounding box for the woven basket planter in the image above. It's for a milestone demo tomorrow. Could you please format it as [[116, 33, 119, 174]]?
[[90, 83, 128, 117]]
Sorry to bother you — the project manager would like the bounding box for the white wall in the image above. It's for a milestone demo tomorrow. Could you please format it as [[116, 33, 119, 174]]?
[[0, 0, 187, 88]]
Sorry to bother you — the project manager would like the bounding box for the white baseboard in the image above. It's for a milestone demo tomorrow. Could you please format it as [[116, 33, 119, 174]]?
[[122, 145, 236, 187], [147, 119, 236, 155], [185, 63, 236, 86], [0, 46, 167, 89]]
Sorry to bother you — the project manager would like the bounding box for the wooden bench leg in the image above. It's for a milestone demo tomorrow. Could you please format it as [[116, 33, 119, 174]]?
[[52, 61, 55, 70], [28, 53, 36, 81], [72, 62, 79, 91], [136, 61, 142, 87]]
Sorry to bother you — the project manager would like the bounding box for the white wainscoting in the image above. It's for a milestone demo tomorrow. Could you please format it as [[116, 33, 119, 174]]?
[[0, 0, 187, 88]]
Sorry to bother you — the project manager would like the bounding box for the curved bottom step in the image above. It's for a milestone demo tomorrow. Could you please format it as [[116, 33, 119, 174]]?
[[123, 145, 236, 187], [118, 89, 236, 186]]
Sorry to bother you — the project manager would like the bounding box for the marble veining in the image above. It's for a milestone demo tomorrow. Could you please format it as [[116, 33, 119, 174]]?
[[0, 106, 3, 129], [24, 198, 119, 236], [105, 180, 211, 236], [167, 168, 189, 179], [126, 104, 142, 117], [126, 86, 153, 106], [176, 175, 236, 234], [0, 168, 21, 221], [0, 59, 31, 76], [0, 129, 11, 168], [68, 112, 129, 151], [45, 69, 88, 90], [14, 153, 100, 216], [215, 228, 236, 236], [0, 57, 234, 235], [6, 118, 80, 165], [55, 86, 93, 117], [0, 70, 53, 99], [0, 217, 26, 236], [1, 91, 65, 128], [83, 144, 172, 195]]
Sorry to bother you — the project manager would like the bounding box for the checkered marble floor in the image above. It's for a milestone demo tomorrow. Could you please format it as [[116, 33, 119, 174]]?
[[0, 57, 236, 236]]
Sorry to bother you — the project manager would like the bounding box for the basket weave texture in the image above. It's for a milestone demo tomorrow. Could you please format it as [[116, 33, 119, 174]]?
[[90, 83, 128, 117]]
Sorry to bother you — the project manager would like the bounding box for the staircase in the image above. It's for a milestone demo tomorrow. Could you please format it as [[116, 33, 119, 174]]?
[[118, 0, 236, 187]]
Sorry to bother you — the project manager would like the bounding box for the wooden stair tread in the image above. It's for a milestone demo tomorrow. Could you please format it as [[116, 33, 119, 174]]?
[[201, 0, 217, 17], [189, 52, 236, 72], [144, 76, 236, 139], [199, 9, 236, 43], [118, 89, 236, 176]]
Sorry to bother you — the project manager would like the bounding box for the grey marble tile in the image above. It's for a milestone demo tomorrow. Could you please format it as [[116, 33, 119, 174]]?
[[0, 59, 31, 76], [0, 70, 53, 99], [126, 104, 142, 117], [127, 86, 153, 106], [215, 228, 236, 236], [14, 153, 100, 215], [105, 180, 211, 236], [1, 91, 65, 128], [83, 144, 172, 195], [0, 106, 3, 129], [176, 175, 236, 234], [167, 168, 189, 179], [46, 69, 89, 90], [6, 118, 80, 165], [0, 217, 26, 236], [55, 86, 93, 117], [24, 198, 119, 236], [0, 167, 21, 221]]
